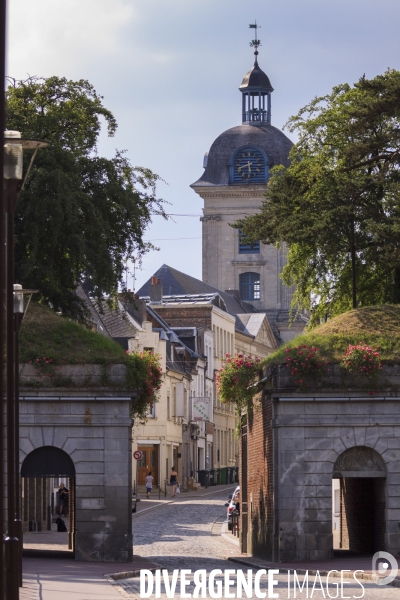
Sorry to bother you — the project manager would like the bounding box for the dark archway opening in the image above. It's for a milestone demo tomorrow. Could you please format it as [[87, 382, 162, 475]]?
[[332, 446, 386, 557], [339, 477, 386, 554], [21, 446, 76, 557]]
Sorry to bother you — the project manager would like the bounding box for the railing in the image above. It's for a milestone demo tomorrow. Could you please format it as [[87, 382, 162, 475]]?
[[243, 110, 269, 123]]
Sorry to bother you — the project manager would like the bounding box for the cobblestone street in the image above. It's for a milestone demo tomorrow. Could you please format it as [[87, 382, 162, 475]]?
[[113, 490, 400, 599]]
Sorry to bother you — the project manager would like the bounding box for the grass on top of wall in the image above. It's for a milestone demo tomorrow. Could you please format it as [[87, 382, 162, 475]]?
[[19, 302, 127, 365], [263, 305, 400, 367]]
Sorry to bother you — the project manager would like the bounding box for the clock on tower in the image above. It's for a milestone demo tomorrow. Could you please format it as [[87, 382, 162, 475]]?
[[232, 146, 266, 183]]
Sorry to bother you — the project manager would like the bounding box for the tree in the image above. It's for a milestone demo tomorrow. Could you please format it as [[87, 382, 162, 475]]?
[[235, 69, 400, 325], [6, 76, 167, 316]]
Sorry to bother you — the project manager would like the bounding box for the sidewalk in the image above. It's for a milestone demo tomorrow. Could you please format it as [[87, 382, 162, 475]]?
[[228, 553, 400, 588], [21, 555, 161, 600]]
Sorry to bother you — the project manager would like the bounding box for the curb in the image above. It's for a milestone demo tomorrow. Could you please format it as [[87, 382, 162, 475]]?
[[220, 520, 240, 547], [227, 556, 400, 589], [106, 564, 161, 581]]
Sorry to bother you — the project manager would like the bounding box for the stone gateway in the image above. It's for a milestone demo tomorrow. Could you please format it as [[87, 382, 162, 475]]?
[[240, 375, 400, 562], [19, 391, 133, 562]]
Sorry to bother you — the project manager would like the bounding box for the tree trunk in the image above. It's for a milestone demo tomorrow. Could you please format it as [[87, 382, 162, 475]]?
[[350, 218, 357, 309]]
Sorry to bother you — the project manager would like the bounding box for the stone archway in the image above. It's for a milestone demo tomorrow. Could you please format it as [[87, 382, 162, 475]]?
[[332, 446, 386, 554], [21, 446, 76, 554]]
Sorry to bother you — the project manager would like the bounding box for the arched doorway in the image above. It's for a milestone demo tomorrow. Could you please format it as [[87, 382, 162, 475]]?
[[332, 446, 386, 554], [21, 446, 76, 555]]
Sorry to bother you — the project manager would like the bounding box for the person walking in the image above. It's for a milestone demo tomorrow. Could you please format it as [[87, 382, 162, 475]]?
[[58, 482, 69, 515], [169, 467, 179, 497], [145, 472, 153, 499]]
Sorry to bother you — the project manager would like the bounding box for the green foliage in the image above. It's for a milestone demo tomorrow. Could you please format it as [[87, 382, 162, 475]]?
[[6, 76, 167, 317], [235, 69, 400, 324], [20, 302, 127, 365], [283, 345, 326, 389], [340, 343, 382, 380], [216, 354, 261, 414], [263, 306, 400, 367], [125, 351, 163, 423]]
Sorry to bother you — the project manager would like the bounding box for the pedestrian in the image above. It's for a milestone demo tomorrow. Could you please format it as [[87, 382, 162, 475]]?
[[169, 467, 179, 497], [145, 472, 153, 499], [58, 482, 69, 516]]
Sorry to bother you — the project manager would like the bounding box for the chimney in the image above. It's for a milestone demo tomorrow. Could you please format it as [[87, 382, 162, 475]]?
[[150, 276, 163, 304]]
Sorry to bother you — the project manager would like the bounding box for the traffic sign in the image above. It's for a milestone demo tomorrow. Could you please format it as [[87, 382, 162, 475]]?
[[133, 450, 143, 460]]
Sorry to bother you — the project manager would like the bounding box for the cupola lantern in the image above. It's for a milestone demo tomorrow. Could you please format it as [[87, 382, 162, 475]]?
[[239, 22, 273, 125]]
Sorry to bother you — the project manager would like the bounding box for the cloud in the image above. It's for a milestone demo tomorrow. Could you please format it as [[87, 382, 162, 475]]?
[[7, 0, 136, 77]]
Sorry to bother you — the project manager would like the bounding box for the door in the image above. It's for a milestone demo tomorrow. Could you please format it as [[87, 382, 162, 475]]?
[[138, 446, 159, 485]]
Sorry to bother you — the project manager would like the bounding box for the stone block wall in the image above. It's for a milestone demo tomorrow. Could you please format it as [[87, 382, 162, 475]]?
[[19, 363, 127, 388], [19, 390, 133, 562], [241, 388, 400, 563]]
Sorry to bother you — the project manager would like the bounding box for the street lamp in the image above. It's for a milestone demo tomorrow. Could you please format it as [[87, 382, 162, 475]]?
[[4, 131, 49, 600], [13, 284, 37, 589]]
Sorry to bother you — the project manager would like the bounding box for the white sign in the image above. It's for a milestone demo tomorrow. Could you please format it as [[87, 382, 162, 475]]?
[[192, 397, 211, 421]]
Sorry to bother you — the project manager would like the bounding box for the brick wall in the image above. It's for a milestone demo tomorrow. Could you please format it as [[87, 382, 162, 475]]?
[[241, 392, 274, 559]]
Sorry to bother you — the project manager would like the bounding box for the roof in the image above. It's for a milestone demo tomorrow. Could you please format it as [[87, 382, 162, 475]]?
[[239, 61, 273, 94], [235, 313, 278, 349], [191, 123, 293, 187], [137, 264, 256, 317], [76, 284, 142, 345], [236, 313, 265, 337]]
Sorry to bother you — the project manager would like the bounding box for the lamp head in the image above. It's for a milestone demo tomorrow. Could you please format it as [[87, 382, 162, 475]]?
[[13, 283, 24, 314], [4, 131, 23, 180]]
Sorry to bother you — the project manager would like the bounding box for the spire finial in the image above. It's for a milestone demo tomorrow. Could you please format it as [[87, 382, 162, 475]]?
[[249, 21, 261, 64]]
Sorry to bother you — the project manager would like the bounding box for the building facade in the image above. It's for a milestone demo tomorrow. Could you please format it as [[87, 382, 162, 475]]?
[[137, 268, 279, 472]]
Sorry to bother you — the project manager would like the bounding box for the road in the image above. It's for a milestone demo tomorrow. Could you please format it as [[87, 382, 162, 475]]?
[[114, 490, 400, 599]]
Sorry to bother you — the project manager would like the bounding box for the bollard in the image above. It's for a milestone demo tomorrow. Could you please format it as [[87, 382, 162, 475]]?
[[5, 535, 19, 600]]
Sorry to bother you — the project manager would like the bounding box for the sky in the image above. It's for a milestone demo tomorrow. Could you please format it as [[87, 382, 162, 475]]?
[[7, 0, 400, 291]]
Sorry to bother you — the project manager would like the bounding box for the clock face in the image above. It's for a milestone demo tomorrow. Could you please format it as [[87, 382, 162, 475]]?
[[233, 148, 265, 183]]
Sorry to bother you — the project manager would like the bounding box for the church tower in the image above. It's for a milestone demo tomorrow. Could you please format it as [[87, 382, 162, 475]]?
[[191, 25, 294, 313]]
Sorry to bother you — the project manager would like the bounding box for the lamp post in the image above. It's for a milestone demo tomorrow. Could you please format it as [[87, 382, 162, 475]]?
[[4, 132, 49, 600], [13, 285, 37, 588]]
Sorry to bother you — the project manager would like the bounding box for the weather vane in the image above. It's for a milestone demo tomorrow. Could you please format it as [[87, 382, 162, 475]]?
[[249, 21, 261, 62]]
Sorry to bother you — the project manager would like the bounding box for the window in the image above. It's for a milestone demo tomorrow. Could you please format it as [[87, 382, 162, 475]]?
[[167, 395, 170, 420], [239, 272, 261, 301], [144, 347, 154, 354], [239, 229, 260, 254], [147, 402, 155, 418]]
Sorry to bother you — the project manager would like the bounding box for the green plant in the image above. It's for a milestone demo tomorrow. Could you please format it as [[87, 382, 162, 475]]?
[[340, 343, 382, 380], [216, 354, 261, 414], [284, 345, 326, 389], [125, 350, 163, 423]]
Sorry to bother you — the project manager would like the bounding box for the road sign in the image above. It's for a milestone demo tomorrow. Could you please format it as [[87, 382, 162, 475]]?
[[133, 450, 143, 460]]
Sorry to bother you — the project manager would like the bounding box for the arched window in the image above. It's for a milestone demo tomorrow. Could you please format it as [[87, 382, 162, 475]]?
[[239, 273, 261, 301], [238, 229, 260, 254], [229, 145, 268, 184]]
